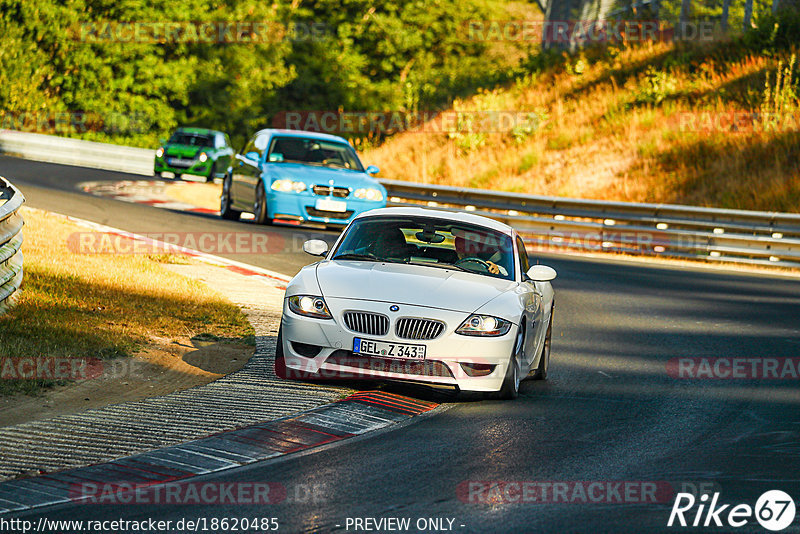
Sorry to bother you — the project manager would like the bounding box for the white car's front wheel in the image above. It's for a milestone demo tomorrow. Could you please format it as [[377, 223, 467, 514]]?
[[531, 306, 553, 381], [495, 327, 523, 400]]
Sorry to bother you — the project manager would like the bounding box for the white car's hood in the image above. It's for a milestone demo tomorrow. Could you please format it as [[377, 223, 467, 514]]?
[[315, 260, 517, 313]]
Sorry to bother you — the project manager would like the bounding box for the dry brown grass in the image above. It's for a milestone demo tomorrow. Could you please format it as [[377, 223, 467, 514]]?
[[363, 40, 800, 212], [0, 207, 253, 395]]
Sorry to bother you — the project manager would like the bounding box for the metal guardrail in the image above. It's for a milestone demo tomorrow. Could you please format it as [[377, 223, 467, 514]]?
[[379, 179, 800, 268], [0, 177, 24, 314], [0, 130, 153, 176], [0, 130, 797, 268]]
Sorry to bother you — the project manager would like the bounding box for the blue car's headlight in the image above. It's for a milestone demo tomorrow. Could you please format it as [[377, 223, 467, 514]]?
[[272, 179, 307, 193], [288, 295, 332, 319], [354, 188, 384, 202]]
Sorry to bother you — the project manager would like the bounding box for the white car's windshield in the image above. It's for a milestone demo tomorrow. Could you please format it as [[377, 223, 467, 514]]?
[[268, 136, 364, 171], [332, 216, 515, 280]]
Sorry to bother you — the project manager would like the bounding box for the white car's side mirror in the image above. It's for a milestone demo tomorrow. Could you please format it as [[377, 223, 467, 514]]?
[[526, 265, 557, 282], [303, 239, 329, 257]]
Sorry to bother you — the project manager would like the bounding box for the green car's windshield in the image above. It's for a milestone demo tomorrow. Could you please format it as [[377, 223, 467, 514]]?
[[267, 137, 364, 171], [168, 133, 214, 147], [331, 216, 515, 280]]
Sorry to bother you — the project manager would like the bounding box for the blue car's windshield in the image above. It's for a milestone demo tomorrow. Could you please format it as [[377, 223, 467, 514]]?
[[267, 137, 364, 172], [331, 216, 515, 281]]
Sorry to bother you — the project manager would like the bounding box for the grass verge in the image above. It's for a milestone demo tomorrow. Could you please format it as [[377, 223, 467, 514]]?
[[0, 207, 254, 396]]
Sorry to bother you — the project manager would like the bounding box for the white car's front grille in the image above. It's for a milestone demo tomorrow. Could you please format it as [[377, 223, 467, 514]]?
[[396, 318, 445, 340], [343, 311, 390, 336]]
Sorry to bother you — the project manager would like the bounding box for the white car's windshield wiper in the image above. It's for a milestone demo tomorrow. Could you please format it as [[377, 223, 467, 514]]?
[[404, 260, 467, 272], [332, 253, 380, 261]]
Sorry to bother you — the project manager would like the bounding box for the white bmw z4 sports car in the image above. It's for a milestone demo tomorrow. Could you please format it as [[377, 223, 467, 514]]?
[[275, 206, 556, 399]]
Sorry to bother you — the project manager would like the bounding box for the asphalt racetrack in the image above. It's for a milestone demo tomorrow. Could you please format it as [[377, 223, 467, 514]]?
[[3, 155, 800, 533]]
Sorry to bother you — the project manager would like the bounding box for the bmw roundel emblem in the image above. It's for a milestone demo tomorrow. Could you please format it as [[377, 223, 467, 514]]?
[[389, 305, 399, 312]]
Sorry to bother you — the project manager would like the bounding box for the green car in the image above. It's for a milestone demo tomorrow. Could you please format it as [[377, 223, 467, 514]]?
[[154, 127, 234, 182]]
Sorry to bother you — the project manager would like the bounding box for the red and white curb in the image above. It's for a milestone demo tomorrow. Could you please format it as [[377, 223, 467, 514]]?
[[77, 180, 239, 217], [31, 207, 291, 289], [0, 392, 439, 513]]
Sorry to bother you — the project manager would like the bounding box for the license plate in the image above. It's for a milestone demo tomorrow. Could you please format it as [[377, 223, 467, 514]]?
[[353, 338, 426, 360], [168, 157, 193, 166], [315, 198, 347, 212]]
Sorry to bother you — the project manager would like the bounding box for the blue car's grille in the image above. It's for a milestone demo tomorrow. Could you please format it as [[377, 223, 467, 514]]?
[[312, 185, 350, 198]]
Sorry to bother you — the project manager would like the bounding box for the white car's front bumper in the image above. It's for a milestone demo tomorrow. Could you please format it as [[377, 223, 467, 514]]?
[[280, 297, 517, 392]]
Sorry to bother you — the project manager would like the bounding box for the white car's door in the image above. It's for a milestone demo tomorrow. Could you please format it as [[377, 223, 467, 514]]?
[[520, 280, 543, 370], [515, 235, 542, 371]]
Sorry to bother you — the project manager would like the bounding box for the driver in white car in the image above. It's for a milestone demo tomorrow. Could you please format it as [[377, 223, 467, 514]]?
[[453, 233, 509, 276]]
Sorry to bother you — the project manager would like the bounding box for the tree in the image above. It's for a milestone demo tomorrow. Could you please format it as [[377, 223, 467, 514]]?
[[679, 0, 692, 36], [721, 0, 731, 32], [744, 0, 754, 28]]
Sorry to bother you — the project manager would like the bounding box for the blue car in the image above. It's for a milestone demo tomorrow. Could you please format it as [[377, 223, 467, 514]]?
[[220, 129, 386, 226]]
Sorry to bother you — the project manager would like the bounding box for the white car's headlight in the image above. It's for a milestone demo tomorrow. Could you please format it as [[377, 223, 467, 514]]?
[[155, 147, 164, 158], [354, 188, 384, 202], [456, 315, 512, 336], [288, 295, 332, 319], [272, 179, 307, 193], [198, 151, 208, 162]]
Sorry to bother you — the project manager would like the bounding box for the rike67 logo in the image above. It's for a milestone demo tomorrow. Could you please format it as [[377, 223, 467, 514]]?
[[668, 490, 796, 531]]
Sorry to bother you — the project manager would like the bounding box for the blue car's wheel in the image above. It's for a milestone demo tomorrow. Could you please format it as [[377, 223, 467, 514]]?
[[220, 173, 241, 221], [254, 183, 272, 225]]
